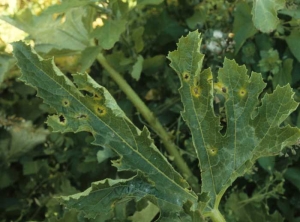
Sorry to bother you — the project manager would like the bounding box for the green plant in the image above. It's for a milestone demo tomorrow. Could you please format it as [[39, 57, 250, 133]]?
[[12, 30, 300, 221], [2, 1, 300, 221]]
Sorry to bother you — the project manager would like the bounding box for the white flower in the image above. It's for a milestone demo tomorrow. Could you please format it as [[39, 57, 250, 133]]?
[[207, 41, 222, 53], [213, 30, 223, 39]]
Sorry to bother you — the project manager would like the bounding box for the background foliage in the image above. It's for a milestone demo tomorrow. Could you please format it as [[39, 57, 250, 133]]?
[[1, 0, 300, 221]]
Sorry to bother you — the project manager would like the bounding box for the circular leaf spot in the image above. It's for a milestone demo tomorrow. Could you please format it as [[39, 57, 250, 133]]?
[[238, 88, 247, 97], [191, 86, 201, 98], [62, 99, 70, 107], [95, 105, 107, 117], [182, 71, 190, 82], [208, 147, 218, 156]]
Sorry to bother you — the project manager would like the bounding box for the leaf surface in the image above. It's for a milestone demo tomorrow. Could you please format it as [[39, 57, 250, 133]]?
[[12, 41, 198, 220], [92, 19, 127, 50], [285, 30, 300, 62], [251, 0, 285, 33], [131, 55, 144, 81], [168, 31, 300, 212], [2, 7, 91, 54]]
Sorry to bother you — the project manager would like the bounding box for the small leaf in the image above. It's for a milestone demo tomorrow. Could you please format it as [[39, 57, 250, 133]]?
[[251, 0, 285, 33], [96, 147, 116, 164], [131, 55, 144, 81], [92, 19, 127, 50], [132, 27, 144, 53]]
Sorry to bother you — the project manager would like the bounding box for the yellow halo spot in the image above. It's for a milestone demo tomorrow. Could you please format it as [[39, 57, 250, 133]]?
[[238, 88, 247, 97], [214, 82, 226, 94], [95, 105, 107, 117], [191, 86, 201, 98], [208, 146, 218, 156], [58, 114, 67, 125], [93, 93, 102, 101], [182, 71, 190, 82], [62, 99, 70, 107]]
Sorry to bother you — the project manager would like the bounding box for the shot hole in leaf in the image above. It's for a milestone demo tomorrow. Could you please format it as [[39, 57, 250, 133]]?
[[76, 114, 88, 119], [59, 114, 66, 124]]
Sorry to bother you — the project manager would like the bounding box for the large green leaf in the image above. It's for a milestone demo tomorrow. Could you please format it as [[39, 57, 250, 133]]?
[[2, 7, 91, 54], [12, 42, 198, 220], [168, 31, 300, 214], [251, 0, 285, 33], [92, 19, 127, 50]]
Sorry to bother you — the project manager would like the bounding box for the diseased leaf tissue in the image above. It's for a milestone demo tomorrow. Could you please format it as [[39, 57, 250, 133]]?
[[168, 31, 300, 214], [13, 30, 300, 221]]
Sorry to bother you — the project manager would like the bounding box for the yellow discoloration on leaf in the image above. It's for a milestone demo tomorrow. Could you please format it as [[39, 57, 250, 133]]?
[[238, 88, 247, 97], [207, 146, 218, 156], [93, 93, 103, 101], [191, 86, 201, 98], [95, 105, 107, 117], [62, 99, 70, 107], [214, 82, 226, 94], [58, 114, 67, 125], [182, 71, 190, 82]]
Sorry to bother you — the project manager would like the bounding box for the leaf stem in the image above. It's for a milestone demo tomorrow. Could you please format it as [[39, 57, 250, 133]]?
[[96, 53, 199, 192], [207, 208, 226, 222]]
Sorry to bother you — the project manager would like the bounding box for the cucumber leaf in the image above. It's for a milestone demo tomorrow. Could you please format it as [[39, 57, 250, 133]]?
[[12, 42, 198, 220], [168, 31, 300, 213]]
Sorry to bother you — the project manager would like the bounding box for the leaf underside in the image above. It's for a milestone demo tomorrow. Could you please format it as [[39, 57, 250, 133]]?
[[12, 42, 198, 220], [168, 30, 300, 212]]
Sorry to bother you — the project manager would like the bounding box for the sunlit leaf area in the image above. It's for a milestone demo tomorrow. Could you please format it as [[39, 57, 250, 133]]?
[[1, 0, 300, 221]]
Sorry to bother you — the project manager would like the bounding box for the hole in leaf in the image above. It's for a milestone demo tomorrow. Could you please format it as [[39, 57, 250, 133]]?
[[81, 89, 94, 97], [94, 93, 102, 100], [59, 115, 65, 123], [76, 114, 87, 119]]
